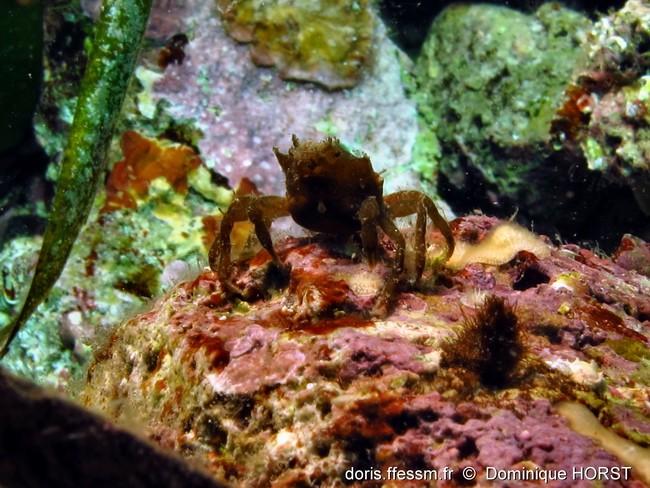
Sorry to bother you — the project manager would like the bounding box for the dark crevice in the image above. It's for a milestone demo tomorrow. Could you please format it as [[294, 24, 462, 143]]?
[[513, 267, 550, 291]]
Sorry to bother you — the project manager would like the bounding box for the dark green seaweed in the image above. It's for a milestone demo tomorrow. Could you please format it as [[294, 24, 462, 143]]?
[[0, 0, 153, 356]]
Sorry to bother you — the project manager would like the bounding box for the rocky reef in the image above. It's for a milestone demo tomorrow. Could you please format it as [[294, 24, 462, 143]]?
[[413, 3, 590, 216], [552, 0, 650, 215], [413, 0, 650, 246], [146, 0, 419, 195], [81, 215, 650, 486], [0, 0, 424, 386], [1, 1, 649, 485]]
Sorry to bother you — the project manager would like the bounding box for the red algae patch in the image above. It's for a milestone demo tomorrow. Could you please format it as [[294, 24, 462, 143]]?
[[81, 216, 650, 486]]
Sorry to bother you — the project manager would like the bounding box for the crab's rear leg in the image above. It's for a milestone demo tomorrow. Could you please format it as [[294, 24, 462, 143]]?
[[358, 196, 381, 266], [384, 191, 455, 284], [358, 195, 407, 316], [374, 213, 407, 316]]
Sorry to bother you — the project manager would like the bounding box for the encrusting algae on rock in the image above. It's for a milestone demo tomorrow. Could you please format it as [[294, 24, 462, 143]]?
[[103, 131, 203, 212], [80, 212, 650, 486], [217, 0, 375, 89], [0, 130, 231, 389]]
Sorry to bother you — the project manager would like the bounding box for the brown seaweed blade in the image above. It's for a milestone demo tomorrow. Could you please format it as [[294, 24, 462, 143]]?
[[0, 0, 154, 356]]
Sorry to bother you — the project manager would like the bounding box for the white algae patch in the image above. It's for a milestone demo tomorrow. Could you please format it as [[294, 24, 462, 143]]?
[[545, 358, 604, 387]]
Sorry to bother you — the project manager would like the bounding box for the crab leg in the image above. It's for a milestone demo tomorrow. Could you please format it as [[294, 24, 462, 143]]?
[[414, 200, 427, 281], [384, 191, 455, 277], [209, 196, 253, 296], [358, 196, 381, 266], [209, 195, 290, 297], [246, 196, 290, 270], [371, 213, 406, 316]]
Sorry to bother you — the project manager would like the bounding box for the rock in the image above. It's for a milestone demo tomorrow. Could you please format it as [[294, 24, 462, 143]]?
[[81, 216, 650, 485], [414, 1, 650, 246], [148, 0, 419, 195], [0, 369, 225, 488], [554, 0, 650, 216], [413, 3, 590, 221], [0, 135, 230, 389], [614, 234, 650, 277], [217, 0, 375, 90]]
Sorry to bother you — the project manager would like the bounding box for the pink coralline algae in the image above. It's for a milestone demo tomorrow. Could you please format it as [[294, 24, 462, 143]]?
[[141, 0, 419, 195], [81, 216, 650, 486]]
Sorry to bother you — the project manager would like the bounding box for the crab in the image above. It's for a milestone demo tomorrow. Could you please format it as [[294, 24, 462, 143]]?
[[209, 136, 455, 315]]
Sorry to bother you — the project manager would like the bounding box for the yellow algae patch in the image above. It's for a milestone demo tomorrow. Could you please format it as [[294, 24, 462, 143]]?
[[447, 222, 550, 270], [217, 0, 374, 89], [149, 179, 208, 255], [188, 165, 233, 207], [556, 402, 650, 484]]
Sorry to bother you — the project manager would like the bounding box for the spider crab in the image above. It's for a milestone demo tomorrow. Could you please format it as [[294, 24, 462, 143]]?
[[209, 136, 455, 315]]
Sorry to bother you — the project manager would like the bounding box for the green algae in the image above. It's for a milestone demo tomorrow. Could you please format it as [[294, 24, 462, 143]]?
[[413, 3, 590, 203], [217, 0, 374, 90], [0, 0, 154, 356], [606, 338, 650, 363]]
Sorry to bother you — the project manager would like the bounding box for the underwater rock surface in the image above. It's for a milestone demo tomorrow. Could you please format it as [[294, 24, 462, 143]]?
[[146, 0, 419, 195], [0, 134, 231, 388], [414, 3, 590, 215], [0, 369, 225, 488], [553, 0, 650, 215], [82, 215, 650, 486], [217, 0, 375, 90], [414, 0, 650, 244]]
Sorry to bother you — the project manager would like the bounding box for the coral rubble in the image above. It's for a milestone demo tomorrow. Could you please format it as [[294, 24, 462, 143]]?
[[81, 215, 650, 485]]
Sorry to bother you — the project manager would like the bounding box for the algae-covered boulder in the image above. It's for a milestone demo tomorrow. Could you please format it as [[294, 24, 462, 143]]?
[[81, 216, 650, 485], [414, 3, 590, 206], [553, 0, 650, 216], [414, 1, 650, 244]]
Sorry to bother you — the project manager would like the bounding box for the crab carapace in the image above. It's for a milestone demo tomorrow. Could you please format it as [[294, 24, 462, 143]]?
[[209, 135, 455, 315]]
